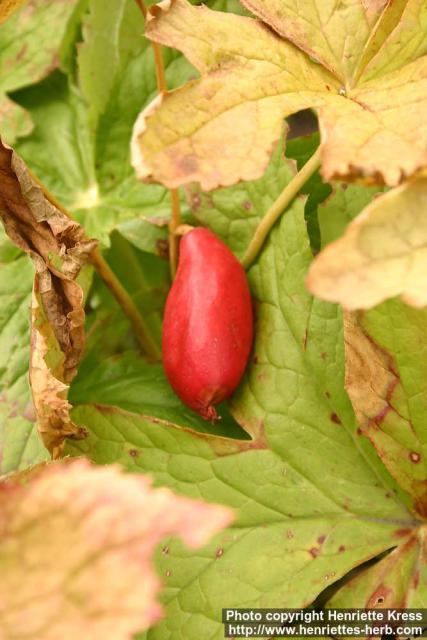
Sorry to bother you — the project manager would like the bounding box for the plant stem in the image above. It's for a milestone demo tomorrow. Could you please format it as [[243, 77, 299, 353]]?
[[133, 0, 181, 279], [32, 172, 161, 360], [241, 146, 322, 269], [169, 189, 181, 279], [90, 247, 161, 360]]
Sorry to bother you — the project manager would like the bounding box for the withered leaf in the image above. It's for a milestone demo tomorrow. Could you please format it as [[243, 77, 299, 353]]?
[[0, 140, 97, 457]]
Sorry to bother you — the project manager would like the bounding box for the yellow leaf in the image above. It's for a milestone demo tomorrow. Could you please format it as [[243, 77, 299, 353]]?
[[132, 0, 340, 190], [132, 0, 427, 190], [359, 0, 427, 82], [240, 0, 387, 83], [0, 460, 233, 639], [307, 179, 427, 309]]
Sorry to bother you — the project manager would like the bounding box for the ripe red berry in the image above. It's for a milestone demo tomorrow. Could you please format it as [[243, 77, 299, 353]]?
[[162, 228, 253, 420]]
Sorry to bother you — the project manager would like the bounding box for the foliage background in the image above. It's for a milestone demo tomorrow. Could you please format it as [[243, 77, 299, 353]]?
[[0, 0, 426, 638]]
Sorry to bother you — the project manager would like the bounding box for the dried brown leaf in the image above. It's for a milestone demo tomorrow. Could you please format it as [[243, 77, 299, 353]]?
[[0, 140, 97, 456]]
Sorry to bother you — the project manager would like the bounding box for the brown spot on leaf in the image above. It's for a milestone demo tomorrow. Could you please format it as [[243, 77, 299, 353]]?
[[128, 449, 139, 458], [286, 529, 294, 539], [366, 585, 392, 608], [338, 545, 346, 552], [317, 535, 326, 545], [394, 528, 412, 538], [309, 547, 320, 558], [410, 451, 421, 463], [191, 193, 201, 211], [243, 200, 252, 210], [156, 238, 169, 260], [330, 412, 341, 425], [216, 548, 224, 558], [162, 546, 169, 554]]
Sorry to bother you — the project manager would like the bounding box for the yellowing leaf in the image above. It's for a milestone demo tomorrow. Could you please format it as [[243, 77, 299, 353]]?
[[360, 0, 427, 82], [0, 0, 26, 24], [307, 179, 427, 309], [132, 0, 339, 190], [328, 532, 423, 608], [132, 0, 427, 189], [240, 0, 387, 83], [344, 311, 427, 515], [0, 459, 233, 639], [0, 141, 97, 457]]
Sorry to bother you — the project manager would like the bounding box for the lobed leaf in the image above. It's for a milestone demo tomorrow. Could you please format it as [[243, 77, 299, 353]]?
[[66, 161, 414, 635], [133, 0, 427, 189]]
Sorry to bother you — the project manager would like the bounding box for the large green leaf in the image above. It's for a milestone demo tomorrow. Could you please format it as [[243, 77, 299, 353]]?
[[66, 155, 415, 636], [8, 0, 196, 246]]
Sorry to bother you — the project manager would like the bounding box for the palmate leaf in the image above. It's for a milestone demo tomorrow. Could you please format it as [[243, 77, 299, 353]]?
[[132, 0, 427, 190], [66, 144, 424, 637]]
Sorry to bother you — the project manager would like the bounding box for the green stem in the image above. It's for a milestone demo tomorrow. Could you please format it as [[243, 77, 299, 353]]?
[[32, 172, 161, 360], [241, 146, 322, 269], [90, 248, 161, 360]]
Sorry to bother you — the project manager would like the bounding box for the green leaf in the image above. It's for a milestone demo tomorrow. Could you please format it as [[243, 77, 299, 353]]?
[[66, 174, 414, 636], [314, 183, 427, 515], [10, 0, 195, 246], [0, 0, 81, 142], [70, 351, 249, 440], [0, 251, 48, 474], [327, 518, 424, 609]]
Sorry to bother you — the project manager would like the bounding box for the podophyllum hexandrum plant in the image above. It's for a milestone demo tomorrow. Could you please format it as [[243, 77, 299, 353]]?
[[0, 0, 426, 638]]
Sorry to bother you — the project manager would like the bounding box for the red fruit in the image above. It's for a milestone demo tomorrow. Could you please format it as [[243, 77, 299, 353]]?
[[162, 228, 253, 420]]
